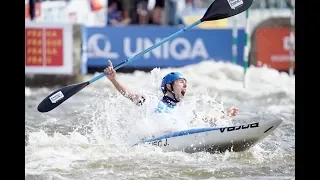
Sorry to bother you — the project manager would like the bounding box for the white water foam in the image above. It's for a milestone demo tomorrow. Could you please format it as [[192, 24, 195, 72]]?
[[25, 61, 295, 179]]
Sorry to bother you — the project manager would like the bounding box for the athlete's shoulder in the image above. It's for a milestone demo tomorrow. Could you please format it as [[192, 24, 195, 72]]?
[[154, 100, 174, 113]]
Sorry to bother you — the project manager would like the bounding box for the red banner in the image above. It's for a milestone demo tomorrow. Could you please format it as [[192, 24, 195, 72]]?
[[256, 27, 295, 71], [25, 28, 64, 67]]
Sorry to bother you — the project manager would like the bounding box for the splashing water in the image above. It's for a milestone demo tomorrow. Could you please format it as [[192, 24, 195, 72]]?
[[25, 61, 295, 180]]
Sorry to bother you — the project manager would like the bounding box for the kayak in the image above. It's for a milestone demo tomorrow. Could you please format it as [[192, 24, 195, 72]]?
[[134, 119, 282, 153]]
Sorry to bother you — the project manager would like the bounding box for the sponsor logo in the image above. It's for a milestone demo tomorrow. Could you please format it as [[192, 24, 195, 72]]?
[[49, 91, 64, 103], [219, 122, 259, 133], [256, 28, 295, 70], [227, 0, 243, 9], [87, 34, 119, 59], [87, 34, 209, 60]]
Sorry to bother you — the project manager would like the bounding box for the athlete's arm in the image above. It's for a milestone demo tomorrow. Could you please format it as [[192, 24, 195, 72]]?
[[104, 60, 146, 106]]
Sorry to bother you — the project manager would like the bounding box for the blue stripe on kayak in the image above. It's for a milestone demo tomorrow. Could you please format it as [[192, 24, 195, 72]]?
[[136, 127, 220, 145]]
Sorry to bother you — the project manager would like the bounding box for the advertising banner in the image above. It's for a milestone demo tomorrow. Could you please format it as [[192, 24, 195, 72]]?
[[25, 22, 73, 75], [81, 26, 245, 73], [256, 27, 295, 71]]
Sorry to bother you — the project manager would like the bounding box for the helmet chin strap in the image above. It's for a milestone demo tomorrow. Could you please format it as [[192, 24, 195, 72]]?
[[168, 84, 180, 102]]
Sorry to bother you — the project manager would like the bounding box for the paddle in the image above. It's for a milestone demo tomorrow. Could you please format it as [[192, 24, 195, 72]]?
[[37, 0, 253, 113]]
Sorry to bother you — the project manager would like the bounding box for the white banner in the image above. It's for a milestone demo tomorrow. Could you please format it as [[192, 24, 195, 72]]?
[[25, 22, 73, 75]]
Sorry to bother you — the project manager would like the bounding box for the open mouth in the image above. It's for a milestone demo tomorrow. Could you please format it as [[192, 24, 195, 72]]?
[[181, 90, 186, 96]]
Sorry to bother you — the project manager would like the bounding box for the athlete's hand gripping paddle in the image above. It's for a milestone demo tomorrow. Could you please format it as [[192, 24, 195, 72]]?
[[37, 0, 253, 113]]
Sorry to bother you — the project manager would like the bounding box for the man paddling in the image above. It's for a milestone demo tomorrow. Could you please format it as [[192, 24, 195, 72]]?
[[104, 60, 238, 119]]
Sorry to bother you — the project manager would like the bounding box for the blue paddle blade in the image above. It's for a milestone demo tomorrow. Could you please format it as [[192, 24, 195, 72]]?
[[201, 0, 253, 22], [37, 82, 90, 113]]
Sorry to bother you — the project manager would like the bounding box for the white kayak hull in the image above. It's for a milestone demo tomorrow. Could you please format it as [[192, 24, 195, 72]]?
[[135, 119, 282, 153]]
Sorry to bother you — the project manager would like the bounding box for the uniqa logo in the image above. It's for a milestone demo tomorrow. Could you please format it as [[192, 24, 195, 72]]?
[[123, 37, 209, 60], [87, 34, 209, 60], [87, 34, 119, 59]]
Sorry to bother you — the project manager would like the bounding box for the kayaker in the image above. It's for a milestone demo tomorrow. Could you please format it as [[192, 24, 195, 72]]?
[[104, 60, 238, 117]]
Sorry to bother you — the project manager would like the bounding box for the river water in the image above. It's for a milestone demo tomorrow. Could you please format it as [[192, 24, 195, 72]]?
[[25, 61, 295, 180]]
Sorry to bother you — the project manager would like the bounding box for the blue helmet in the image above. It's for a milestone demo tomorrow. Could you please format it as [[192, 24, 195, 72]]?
[[161, 72, 186, 93]]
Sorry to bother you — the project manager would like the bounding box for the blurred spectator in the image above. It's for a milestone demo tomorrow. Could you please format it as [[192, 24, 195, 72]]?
[[121, 0, 133, 25], [136, 0, 150, 24], [107, 0, 122, 25], [107, 0, 131, 26], [164, 0, 185, 26], [131, 0, 164, 25], [33, 0, 294, 26], [150, 0, 165, 25]]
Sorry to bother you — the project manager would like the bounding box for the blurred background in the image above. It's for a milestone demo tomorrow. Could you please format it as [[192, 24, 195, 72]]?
[[25, 1, 295, 179], [25, 0, 295, 83]]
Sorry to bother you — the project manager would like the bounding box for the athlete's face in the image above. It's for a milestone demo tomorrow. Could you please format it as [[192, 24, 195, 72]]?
[[167, 78, 187, 101]]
